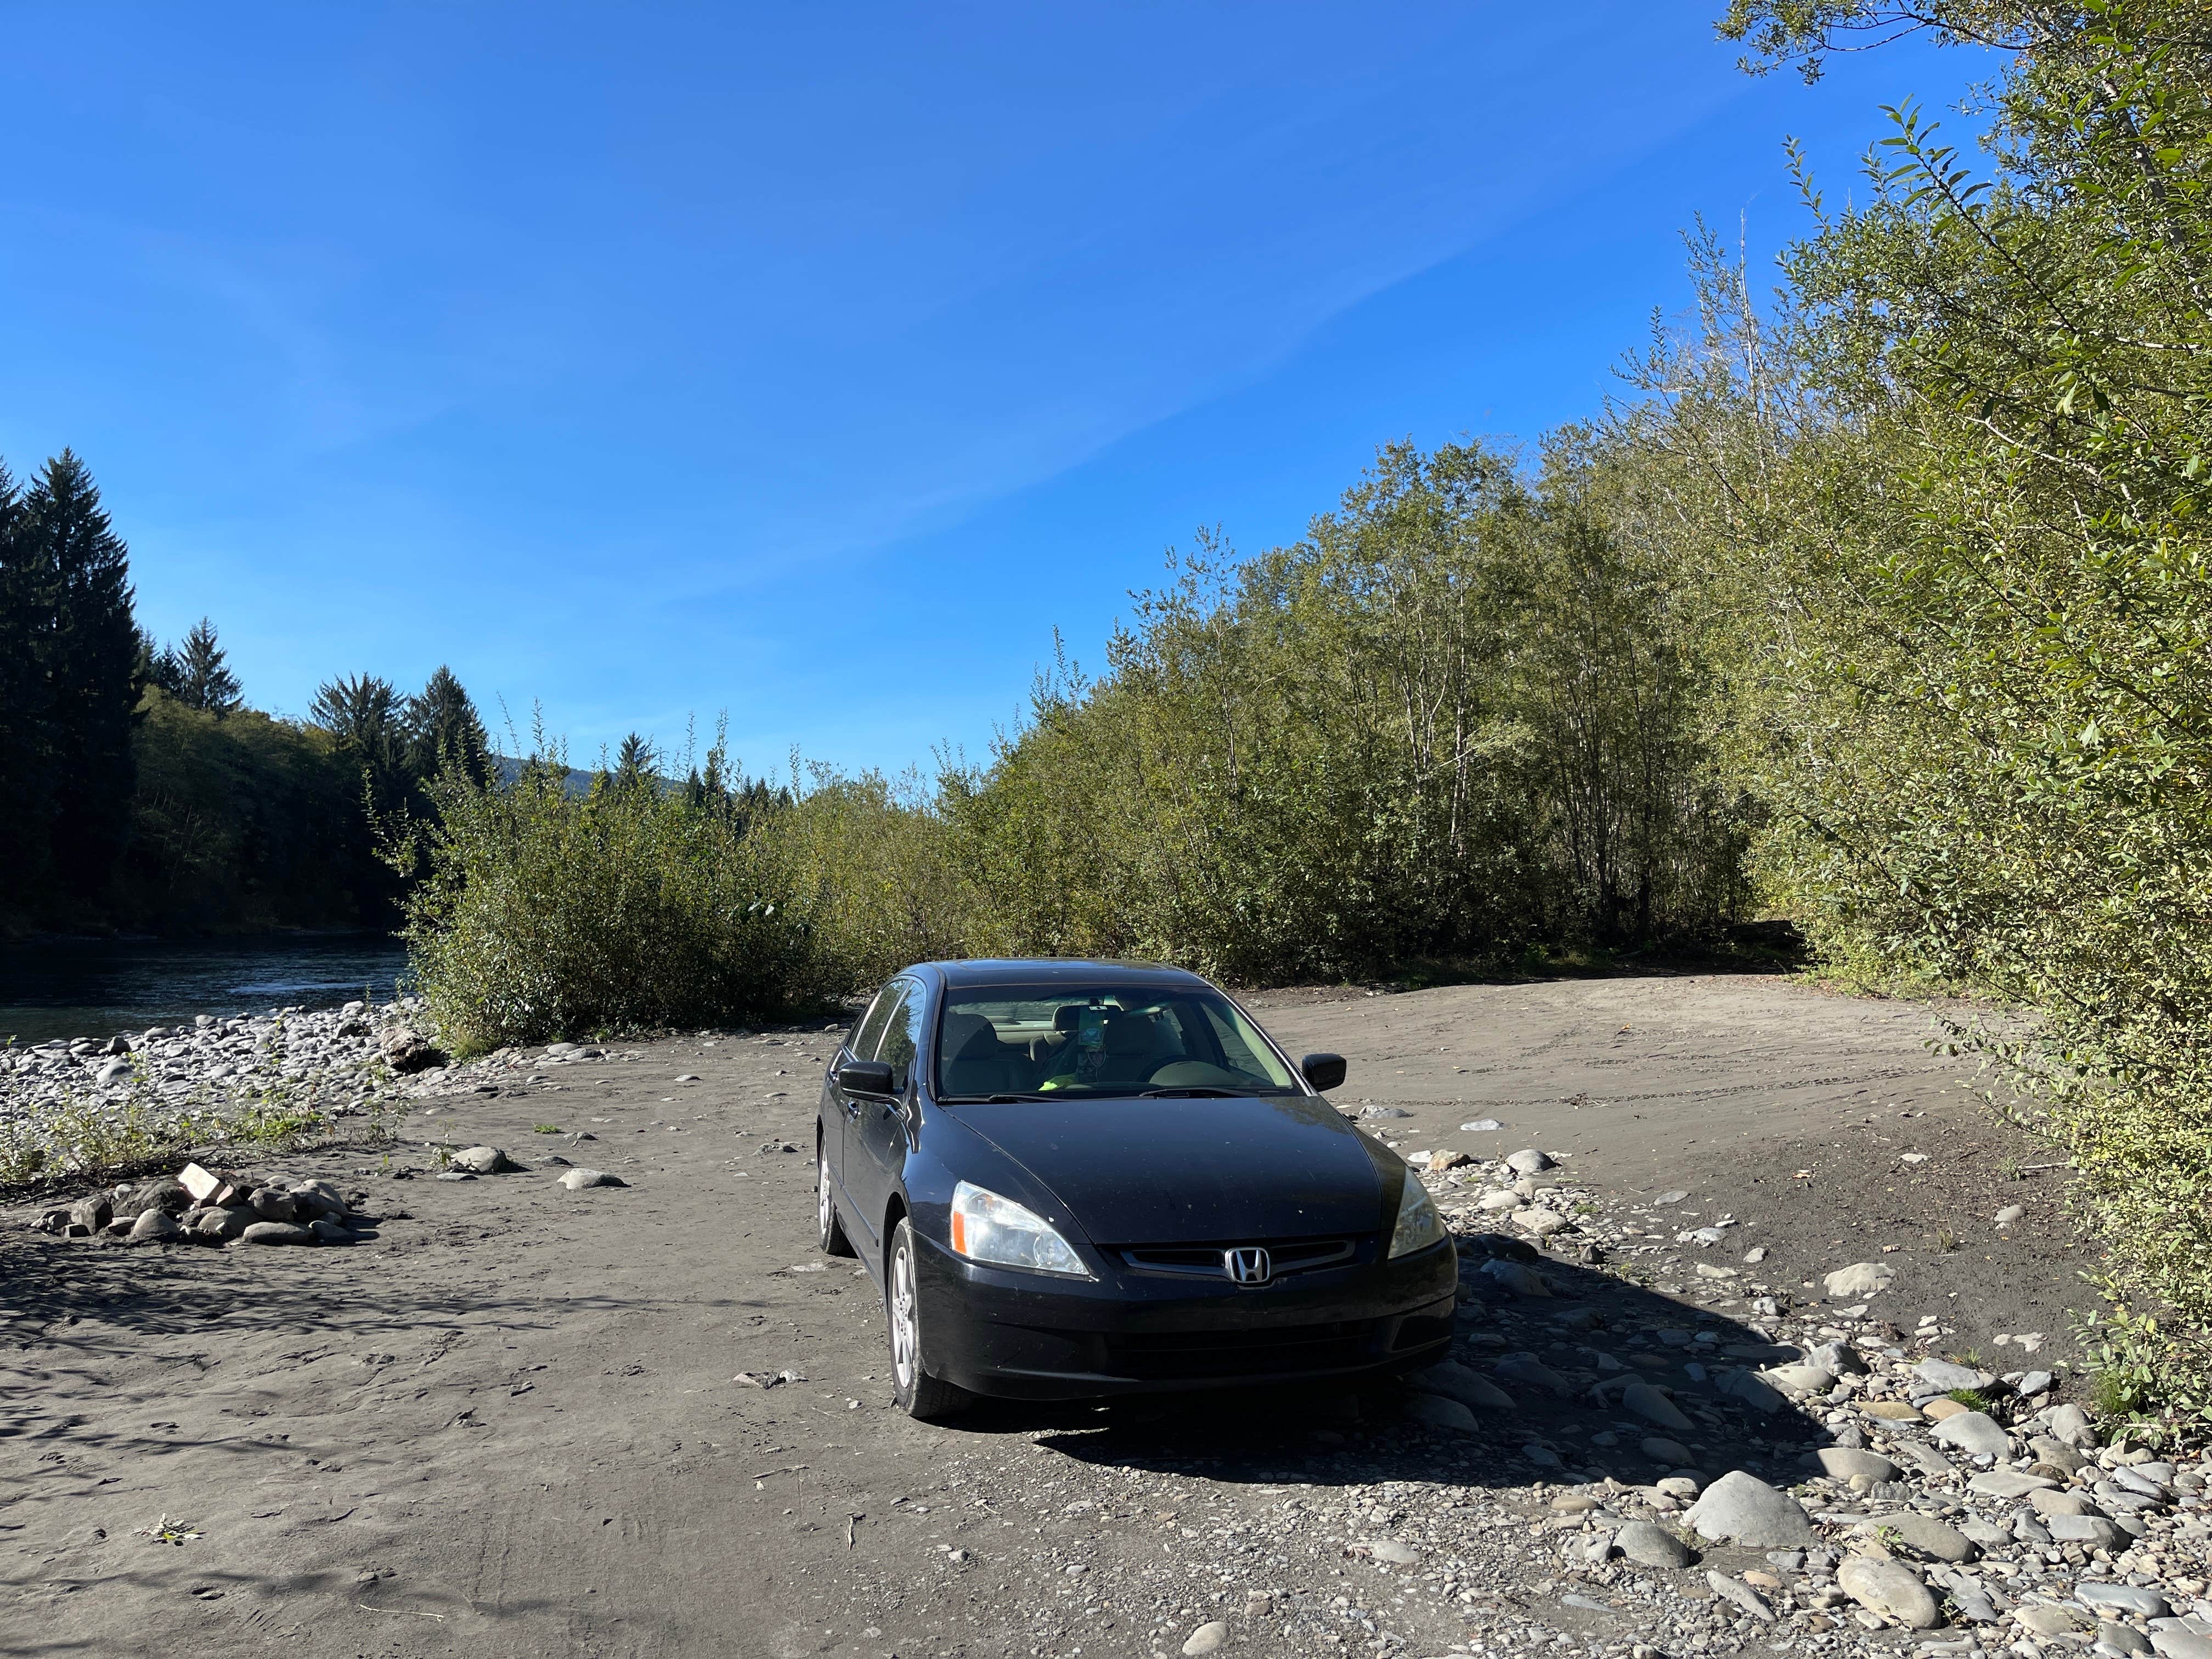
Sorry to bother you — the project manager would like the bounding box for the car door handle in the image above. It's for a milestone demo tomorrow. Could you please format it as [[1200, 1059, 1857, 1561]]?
[[843, 1098, 862, 1120]]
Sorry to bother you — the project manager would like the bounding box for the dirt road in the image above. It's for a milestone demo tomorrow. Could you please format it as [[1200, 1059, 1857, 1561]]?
[[0, 974, 2111, 1659]]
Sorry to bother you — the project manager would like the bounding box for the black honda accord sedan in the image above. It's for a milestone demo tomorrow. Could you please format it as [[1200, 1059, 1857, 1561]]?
[[815, 958, 1457, 1419]]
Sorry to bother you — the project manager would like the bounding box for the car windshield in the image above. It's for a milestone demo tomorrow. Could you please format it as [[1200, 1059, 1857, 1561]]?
[[933, 984, 1301, 1100]]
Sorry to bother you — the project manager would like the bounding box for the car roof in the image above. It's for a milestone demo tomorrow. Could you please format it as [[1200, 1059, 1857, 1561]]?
[[915, 957, 1210, 992]]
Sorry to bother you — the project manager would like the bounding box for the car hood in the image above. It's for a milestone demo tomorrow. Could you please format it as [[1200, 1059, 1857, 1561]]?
[[944, 1094, 1390, 1244]]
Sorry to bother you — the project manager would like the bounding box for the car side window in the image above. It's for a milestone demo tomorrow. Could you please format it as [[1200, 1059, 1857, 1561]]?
[[871, 982, 924, 1092], [850, 984, 902, 1060]]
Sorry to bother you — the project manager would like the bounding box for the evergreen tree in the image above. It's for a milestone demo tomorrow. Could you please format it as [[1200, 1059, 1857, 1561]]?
[[18, 452, 140, 899], [165, 618, 242, 715], [311, 673, 409, 810], [0, 459, 49, 905], [612, 731, 656, 794], [404, 664, 490, 784]]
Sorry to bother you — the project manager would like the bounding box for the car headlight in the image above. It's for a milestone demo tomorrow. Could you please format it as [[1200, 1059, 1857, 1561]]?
[[950, 1181, 1092, 1278], [1388, 1172, 1445, 1257]]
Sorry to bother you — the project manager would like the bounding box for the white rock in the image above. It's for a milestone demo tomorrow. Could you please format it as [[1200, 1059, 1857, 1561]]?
[[1822, 1261, 1896, 1299], [1511, 1207, 1572, 1239], [1933, 1410, 2012, 1459], [1837, 1554, 1939, 1628], [1181, 1620, 1230, 1656], [1505, 1148, 1555, 1175], [1681, 1471, 1814, 1547], [1366, 1539, 1418, 1565], [556, 1168, 626, 1190], [1994, 1203, 2025, 1226]]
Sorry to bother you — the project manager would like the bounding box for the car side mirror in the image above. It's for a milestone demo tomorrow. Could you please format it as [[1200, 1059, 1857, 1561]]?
[[838, 1059, 897, 1096], [1301, 1052, 1346, 1092]]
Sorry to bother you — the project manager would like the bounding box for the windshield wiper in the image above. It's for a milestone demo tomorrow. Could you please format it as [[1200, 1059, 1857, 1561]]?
[[1137, 1086, 1245, 1098], [938, 1092, 1057, 1104]]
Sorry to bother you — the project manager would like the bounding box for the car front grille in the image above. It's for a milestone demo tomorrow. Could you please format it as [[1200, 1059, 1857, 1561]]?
[[1098, 1318, 1386, 1381], [1115, 1237, 1362, 1280]]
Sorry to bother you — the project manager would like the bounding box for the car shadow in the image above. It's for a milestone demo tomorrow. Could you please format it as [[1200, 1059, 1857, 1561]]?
[[946, 1233, 1845, 1497]]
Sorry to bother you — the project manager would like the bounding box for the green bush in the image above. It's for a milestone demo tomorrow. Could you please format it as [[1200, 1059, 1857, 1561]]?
[[1637, 0, 2212, 1413], [398, 741, 828, 1050]]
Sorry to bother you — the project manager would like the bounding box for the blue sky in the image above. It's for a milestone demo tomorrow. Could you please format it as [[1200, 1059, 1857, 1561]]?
[[0, 4, 1989, 780]]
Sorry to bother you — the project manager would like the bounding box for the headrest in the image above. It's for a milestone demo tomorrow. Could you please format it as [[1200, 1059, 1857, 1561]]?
[[941, 1012, 999, 1060], [1102, 1012, 1158, 1054]]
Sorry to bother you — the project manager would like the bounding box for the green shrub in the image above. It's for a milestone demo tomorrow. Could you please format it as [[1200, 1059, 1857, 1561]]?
[[398, 738, 828, 1050]]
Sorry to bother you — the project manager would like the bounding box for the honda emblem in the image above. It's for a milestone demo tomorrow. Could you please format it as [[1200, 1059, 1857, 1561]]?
[[1223, 1246, 1272, 1286]]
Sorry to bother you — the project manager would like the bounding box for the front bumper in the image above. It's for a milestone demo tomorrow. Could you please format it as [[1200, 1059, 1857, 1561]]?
[[912, 1231, 1458, 1399]]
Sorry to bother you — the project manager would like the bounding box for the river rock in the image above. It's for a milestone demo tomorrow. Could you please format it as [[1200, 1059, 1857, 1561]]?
[[1718, 1369, 1786, 1414], [241, 1221, 314, 1246], [2015, 1603, 2090, 1637], [1994, 1203, 2024, 1226], [2047, 1401, 2099, 1449], [1762, 1362, 1836, 1396], [1815, 1447, 1899, 1483], [1915, 1358, 1991, 1391], [1181, 1622, 1229, 1657], [194, 1207, 252, 1240], [129, 1209, 183, 1243], [1614, 1520, 1695, 1567], [1933, 1410, 2012, 1459], [1366, 1539, 1418, 1565], [1622, 1382, 1694, 1434], [2028, 1487, 2101, 1517], [249, 1188, 298, 1222], [2076, 1583, 2169, 1620], [1871, 1512, 1977, 1562], [1837, 1554, 1940, 1628], [2045, 1513, 2123, 1548], [1504, 1148, 1555, 1174], [1409, 1360, 1517, 1413], [2149, 1626, 2212, 1659], [1640, 1436, 1694, 1465], [307, 1217, 352, 1244], [1511, 1206, 1572, 1239], [452, 1146, 520, 1175], [1404, 1393, 1478, 1435], [1476, 1258, 1550, 1296], [1682, 1471, 1815, 1547], [2028, 1435, 2089, 1475], [557, 1168, 625, 1190], [1968, 1469, 2055, 1498], [69, 1195, 113, 1233], [1706, 1571, 1775, 1623], [1823, 1261, 1896, 1299], [1493, 1353, 1572, 1397]]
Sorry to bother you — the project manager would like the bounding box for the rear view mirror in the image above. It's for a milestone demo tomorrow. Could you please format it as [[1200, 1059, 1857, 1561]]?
[[838, 1059, 897, 1096], [1301, 1052, 1346, 1092]]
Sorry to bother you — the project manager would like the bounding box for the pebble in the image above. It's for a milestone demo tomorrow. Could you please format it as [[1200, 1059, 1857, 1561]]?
[[1367, 1539, 1418, 1564], [1995, 1203, 2025, 1226]]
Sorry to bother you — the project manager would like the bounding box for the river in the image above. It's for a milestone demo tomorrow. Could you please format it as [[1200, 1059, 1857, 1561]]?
[[0, 934, 411, 1046]]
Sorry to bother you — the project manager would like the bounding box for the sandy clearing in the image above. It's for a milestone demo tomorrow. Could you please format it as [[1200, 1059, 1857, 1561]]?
[[0, 974, 2098, 1658]]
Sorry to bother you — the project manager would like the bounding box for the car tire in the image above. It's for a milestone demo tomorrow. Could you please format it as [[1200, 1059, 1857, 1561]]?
[[886, 1218, 969, 1421], [817, 1143, 855, 1258]]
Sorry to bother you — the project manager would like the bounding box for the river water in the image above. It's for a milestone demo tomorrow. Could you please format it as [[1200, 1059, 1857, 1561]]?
[[0, 934, 411, 1046]]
